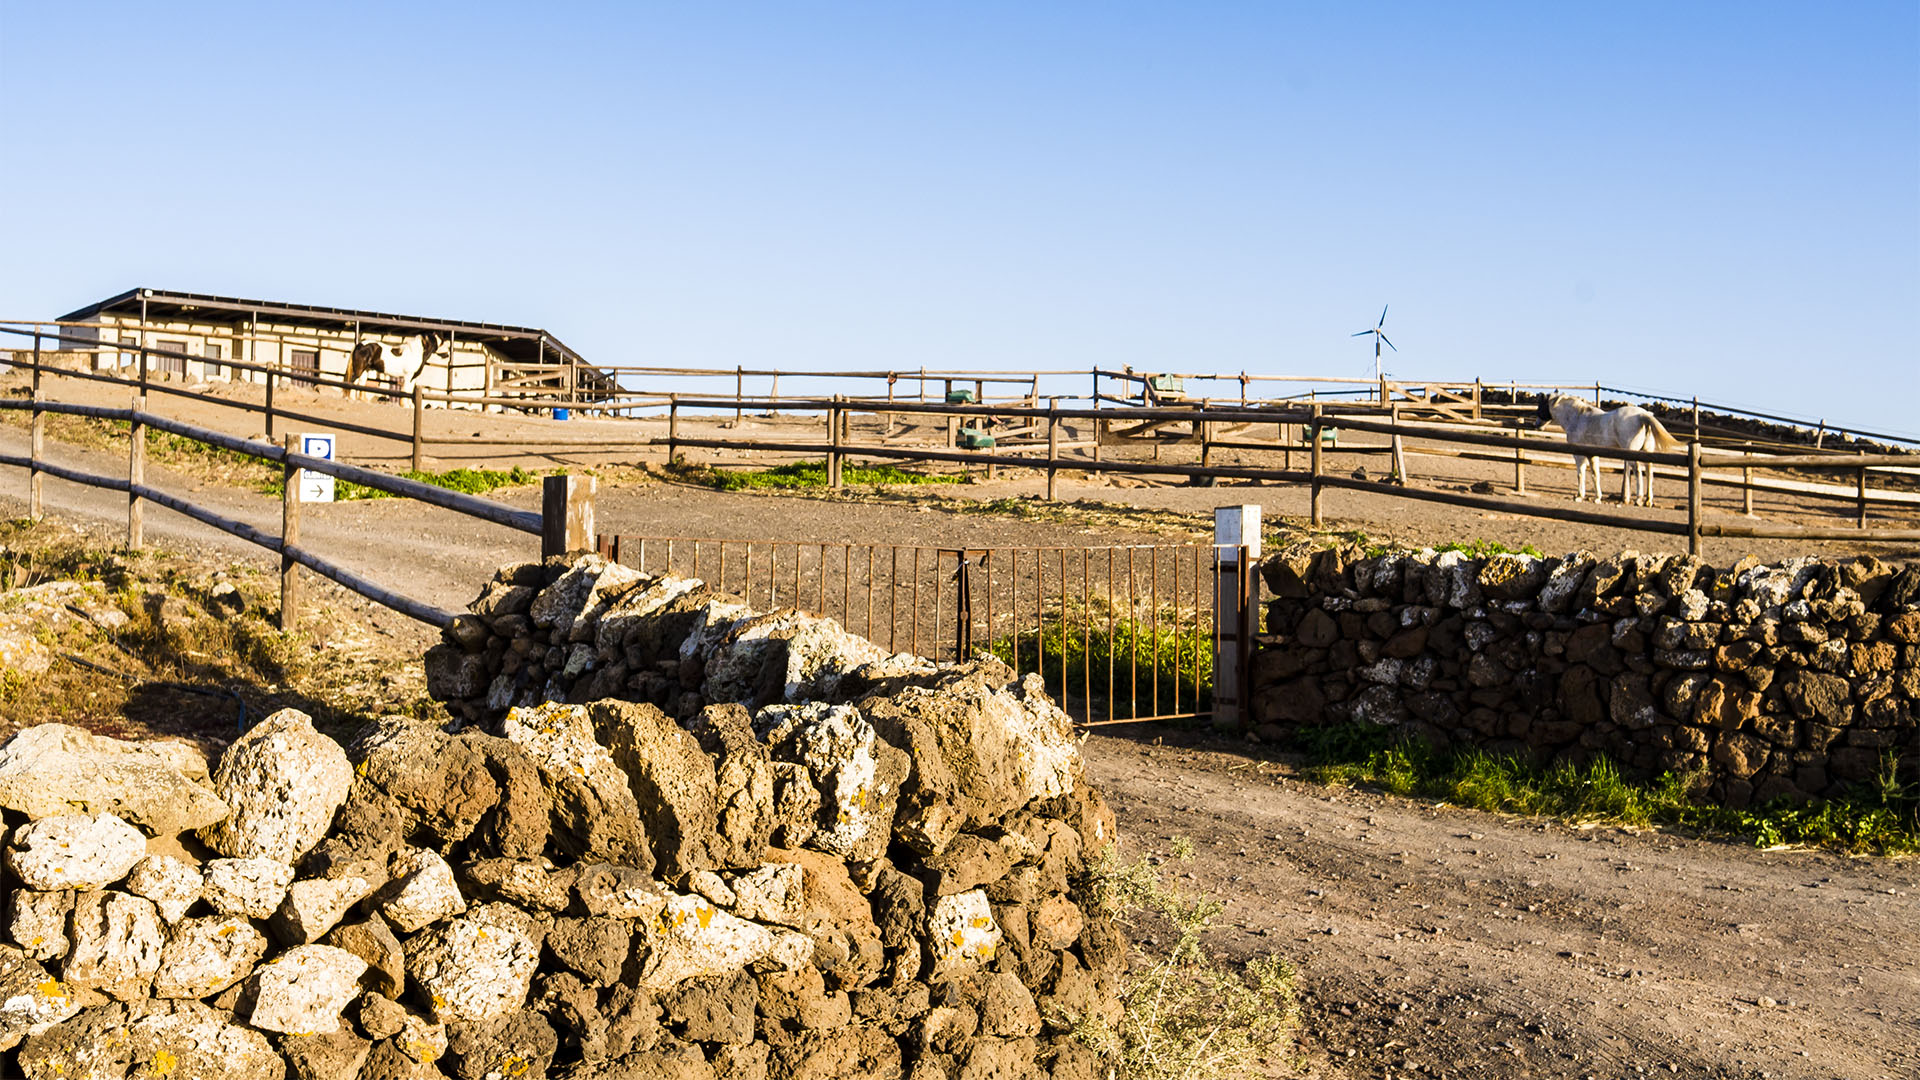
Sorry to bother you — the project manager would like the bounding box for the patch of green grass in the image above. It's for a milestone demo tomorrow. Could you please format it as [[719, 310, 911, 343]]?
[[986, 598, 1213, 721], [259, 465, 541, 501], [670, 459, 969, 491], [1431, 537, 1546, 559], [1299, 724, 1920, 855], [1077, 839, 1300, 1078]]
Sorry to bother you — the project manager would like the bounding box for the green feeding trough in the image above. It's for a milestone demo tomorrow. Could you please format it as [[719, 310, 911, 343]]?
[[1148, 375, 1185, 394], [945, 389, 976, 404], [957, 427, 996, 449]]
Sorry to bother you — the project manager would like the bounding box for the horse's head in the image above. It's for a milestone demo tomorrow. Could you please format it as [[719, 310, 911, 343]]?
[[1534, 394, 1561, 426]]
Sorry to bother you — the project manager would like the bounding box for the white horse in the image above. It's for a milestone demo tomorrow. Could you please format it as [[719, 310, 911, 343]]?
[[347, 331, 446, 398], [1538, 394, 1683, 506]]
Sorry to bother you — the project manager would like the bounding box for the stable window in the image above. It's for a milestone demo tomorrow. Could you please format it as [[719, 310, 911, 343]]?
[[290, 348, 319, 379], [118, 336, 135, 370], [203, 343, 223, 379], [157, 340, 188, 377]]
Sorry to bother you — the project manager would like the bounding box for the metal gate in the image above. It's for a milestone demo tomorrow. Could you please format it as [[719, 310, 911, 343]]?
[[597, 535, 1247, 726]]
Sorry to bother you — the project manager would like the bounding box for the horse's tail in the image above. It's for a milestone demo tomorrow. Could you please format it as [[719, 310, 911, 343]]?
[[1645, 415, 1684, 452]]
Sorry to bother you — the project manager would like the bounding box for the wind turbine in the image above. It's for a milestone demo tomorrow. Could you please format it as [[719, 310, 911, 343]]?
[[1352, 305, 1396, 389]]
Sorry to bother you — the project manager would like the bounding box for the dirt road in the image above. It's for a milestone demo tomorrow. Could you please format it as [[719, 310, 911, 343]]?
[[0, 397, 1914, 1079], [1088, 733, 1919, 1080]]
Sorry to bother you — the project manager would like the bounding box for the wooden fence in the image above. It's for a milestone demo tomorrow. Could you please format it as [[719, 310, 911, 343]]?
[[4, 322, 1917, 564], [0, 389, 599, 629]]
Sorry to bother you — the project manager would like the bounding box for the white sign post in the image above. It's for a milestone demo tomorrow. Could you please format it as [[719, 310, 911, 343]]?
[[1213, 504, 1262, 730], [299, 434, 336, 503]]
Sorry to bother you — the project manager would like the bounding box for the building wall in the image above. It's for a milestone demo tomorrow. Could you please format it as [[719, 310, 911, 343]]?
[[79, 313, 514, 407]]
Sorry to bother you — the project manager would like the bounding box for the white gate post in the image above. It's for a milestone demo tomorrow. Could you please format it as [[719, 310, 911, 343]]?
[[1213, 504, 1262, 730]]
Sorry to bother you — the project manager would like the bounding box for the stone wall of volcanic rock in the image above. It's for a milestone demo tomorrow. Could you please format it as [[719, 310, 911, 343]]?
[[0, 554, 1125, 1080], [1252, 546, 1920, 806]]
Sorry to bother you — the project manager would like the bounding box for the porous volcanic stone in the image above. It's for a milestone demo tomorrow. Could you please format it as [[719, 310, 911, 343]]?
[[379, 848, 466, 933], [273, 873, 377, 945], [153, 915, 268, 999], [0, 724, 228, 836], [322, 915, 407, 1000], [8, 889, 73, 962], [687, 704, 777, 868], [197, 708, 353, 864], [403, 903, 543, 1024], [501, 701, 654, 870], [247, 944, 368, 1035], [202, 857, 295, 919], [928, 890, 1002, 978], [346, 716, 500, 853], [637, 892, 776, 990], [18, 999, 286, 1080], [63, 890, 163, 1000], [756, 702, 907, 861], [124, 855, 202, 924], [7, 813, 147, 891], [0, 945, 81, 1050], [590, 698, 720, 876]]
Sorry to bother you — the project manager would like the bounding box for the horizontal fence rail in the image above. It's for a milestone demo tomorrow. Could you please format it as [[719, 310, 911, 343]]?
[[4, 322, 1917, 554]]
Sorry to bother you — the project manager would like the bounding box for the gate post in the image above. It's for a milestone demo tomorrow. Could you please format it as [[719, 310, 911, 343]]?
[[543, 474, 597, 559], [281, 435, 302, 630], [127, 394, 146, 550], [1212, 504, 1262, 732]]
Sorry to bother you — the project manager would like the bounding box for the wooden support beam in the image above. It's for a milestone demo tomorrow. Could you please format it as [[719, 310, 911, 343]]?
[[281, 434, 301, 629], [127, 394, 145, 549], [542, 474, 597, 558]]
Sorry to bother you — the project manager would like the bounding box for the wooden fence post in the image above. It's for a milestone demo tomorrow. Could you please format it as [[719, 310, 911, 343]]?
[[1046, 398, 1059, 501], [281, 434, 301, 630], [1514, 422, 1527, 495], [29, 332, 42, 520], [127, 394, 146, 550], [1309, 404, 1325, 527], [1857, 467, 1868, 529], [1473, 378, 1482, 421], [1686, 441, 1703, 556], [1742, 453, 1754, 516], [1389, 403, 1407, 483], [667, 395, 680, 463], [542, 474, 597, 559], [828, 396, 844, 489], [411, 383, 426, 473], [735, 366, 743, 423], [265, 366, 277, 441]]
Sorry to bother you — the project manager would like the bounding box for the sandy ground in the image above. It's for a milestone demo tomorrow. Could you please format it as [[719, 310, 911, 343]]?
[[0, 370, 1915, 1079]]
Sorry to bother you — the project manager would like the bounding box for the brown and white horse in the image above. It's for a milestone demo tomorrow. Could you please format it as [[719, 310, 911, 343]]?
[[347, 332, 446, 398]]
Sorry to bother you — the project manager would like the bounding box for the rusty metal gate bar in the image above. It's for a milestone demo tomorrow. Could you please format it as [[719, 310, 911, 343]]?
[[599, 534, 1243, 726]]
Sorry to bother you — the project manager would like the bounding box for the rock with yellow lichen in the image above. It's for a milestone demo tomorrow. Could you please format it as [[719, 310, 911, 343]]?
[[17, 998, 284, 1080]]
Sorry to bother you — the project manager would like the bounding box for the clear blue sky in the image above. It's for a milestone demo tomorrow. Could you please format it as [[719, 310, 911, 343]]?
[[2, 2, 1914, 435]]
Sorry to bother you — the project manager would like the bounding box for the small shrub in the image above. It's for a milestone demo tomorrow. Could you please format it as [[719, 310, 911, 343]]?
[[670, 459, 969, 491], [1078, 840, 1299, 1079]]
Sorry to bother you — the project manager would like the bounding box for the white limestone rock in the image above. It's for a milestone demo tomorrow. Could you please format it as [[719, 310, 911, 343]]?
[[7, 891, 72, 962], [0, 724, 228, 836], [403, 903, 542, 1024], [378, 849, 465, 933], [153, 915, 268, 999], [196, 708, 353, 864], [6, 813, 147, 891], [247, 944, 368, 1035], [0, 946, 80, 1050], [124, 854, 203, 923], [637, 891, 776, 990], [705, 611, 889, 706], [273, 874, 376, 945], [202, 857, 294, 919], [63, 890, 164, 1000], [928, 890, 1002, 978]]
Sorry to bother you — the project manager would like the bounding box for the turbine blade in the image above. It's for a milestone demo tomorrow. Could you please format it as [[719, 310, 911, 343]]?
[[1378, 305, 1388, 327], [1352, 330, 1372, 337], [1380, 334, 1397, 351]]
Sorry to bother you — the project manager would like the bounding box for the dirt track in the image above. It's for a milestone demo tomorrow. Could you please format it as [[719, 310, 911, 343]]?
[[0, 373, 1916, 1079]]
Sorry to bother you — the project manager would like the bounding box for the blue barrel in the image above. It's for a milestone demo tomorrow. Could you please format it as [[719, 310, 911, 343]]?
[[553, 408, 571, 421]]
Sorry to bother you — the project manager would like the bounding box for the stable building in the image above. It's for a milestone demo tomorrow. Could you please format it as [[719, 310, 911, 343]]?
[[49, 288, 612, 404]]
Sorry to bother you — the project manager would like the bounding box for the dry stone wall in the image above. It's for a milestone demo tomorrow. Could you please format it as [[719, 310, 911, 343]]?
[[1253, 546, 1920, 806], [0, 554, 1125, 1079]]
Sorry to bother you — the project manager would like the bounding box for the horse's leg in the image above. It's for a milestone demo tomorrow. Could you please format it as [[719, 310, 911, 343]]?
[[1573, 456, 1586, 501]]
